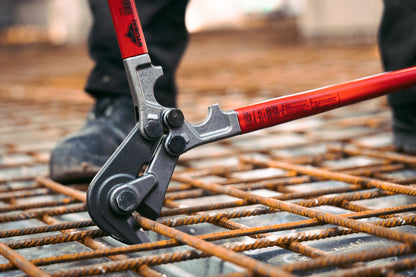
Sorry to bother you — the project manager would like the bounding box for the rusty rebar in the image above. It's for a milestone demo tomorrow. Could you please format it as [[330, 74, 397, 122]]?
[[0, 220, 94, 238], [161, 183, 366, 217], [36, 176, 86, 202], [0, 241, 51, 277], [162, 181, 392, 220], [1, 204, 412, 273], [3, 75, 416, 277], [172, 174, 416, 247], [0, 198, 77, 213], [0, 188, 49, 201], [44, 224, 416, 277], [138, 216, 294, 277], [0, 203, 86, 223], [5, 229, 105, 249], [282, 244, 415, 274], [46, 215, 294, 277], [330, 143, 416, 166], [324, 257, 416, 277], [240, 155, 416, 197], [165, 176, 309, 201]]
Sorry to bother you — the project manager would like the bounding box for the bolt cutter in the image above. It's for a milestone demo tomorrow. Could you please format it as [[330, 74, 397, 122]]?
[[87, 0, 416, 244]]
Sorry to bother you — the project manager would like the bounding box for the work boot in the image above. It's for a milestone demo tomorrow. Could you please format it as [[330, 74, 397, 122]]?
[[50, 96, 135, 184], [391, 105, 416, 154]]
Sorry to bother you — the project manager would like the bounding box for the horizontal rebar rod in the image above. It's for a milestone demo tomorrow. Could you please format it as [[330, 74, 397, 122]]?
[[1, 204, 413, 272], [173, 174, 416, 247], [240, 156, 416, 196], [0, 241, 50, 277]]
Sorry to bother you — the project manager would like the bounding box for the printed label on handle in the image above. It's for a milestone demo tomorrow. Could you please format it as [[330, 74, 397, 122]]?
[[236, 92, 340, 133], [236, 66, 416, 134], [108, 0, 148, 58]]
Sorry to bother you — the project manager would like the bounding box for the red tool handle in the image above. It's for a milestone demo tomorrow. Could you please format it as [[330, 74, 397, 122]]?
[[235, 66, 416, 133], [107, 0, 148, 58]]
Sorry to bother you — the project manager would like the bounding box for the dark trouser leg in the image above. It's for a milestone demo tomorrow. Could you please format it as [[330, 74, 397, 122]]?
[[379, 0, 416, 153], [86, 0, 189, 107], [379, 0, 416, 106], [50, 0, 188, 183]]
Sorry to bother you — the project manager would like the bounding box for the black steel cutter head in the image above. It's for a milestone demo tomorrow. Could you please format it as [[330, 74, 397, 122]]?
[[86, 54, 241, 244], [86, 55, 180, 244], [86, 124, 156, 244]]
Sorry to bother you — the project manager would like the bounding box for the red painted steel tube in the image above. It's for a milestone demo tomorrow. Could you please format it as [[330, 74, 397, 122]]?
[[107, 0, 148, 58], [235, 66, 416, 133]]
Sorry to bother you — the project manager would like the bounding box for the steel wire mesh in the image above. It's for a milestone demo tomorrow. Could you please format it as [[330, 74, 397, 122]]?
[[1, 90, 416, 277], [1, 30, 416, 276]]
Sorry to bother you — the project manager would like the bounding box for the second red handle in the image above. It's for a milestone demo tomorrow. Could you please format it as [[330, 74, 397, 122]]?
[[235, 66, 416, 134]]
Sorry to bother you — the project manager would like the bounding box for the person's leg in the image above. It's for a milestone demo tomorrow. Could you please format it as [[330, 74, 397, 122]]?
[[50, 0, 188, 184], [379, 0, 416, 153], [85, 0, 189, 107]]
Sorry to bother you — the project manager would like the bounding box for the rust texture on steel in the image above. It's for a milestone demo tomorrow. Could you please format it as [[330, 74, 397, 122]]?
[[2, 32, 416, 276], [2, 90, 416, 277]]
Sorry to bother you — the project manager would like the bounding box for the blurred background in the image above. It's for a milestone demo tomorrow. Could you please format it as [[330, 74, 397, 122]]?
[[0, 0, 382, 46], [0, 0, 386, 125], [0, 0, 385, 116]]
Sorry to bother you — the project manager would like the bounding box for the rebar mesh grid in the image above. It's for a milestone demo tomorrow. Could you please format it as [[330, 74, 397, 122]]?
[[2, 87, 416, 276], [1, 32, 416, 276]]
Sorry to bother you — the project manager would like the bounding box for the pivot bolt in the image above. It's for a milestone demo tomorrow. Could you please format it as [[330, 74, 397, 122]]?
[[167, 135, 186, 155], [165, 109, 184, 128], [144, 120, 163, 139], [114, 188, 138, 214]]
